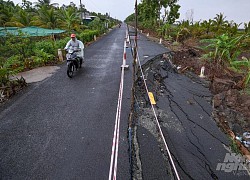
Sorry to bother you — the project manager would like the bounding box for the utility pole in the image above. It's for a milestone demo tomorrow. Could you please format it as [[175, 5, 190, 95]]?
[[80, 0, 83, 24], [129, 0, 138, 129], [135, 0, 138, 48]]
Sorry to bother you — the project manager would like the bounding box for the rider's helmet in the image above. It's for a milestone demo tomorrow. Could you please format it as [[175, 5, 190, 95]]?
[[71, 33, 76, 38]]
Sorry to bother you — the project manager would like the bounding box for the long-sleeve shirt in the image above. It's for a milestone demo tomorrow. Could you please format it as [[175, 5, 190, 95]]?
[[64, 38, 84, 59]]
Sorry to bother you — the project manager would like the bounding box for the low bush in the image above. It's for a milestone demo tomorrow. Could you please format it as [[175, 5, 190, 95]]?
[[34, 40, 56, 55], [79, 29, 99, 43]]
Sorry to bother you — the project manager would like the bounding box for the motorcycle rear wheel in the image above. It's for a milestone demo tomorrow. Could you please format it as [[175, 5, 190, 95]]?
[[67, 63, 74, 78]]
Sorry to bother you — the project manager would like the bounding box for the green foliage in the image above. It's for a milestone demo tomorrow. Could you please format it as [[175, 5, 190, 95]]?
[[212, 13, 229, 32], [0, 55, 23, 85], [88, 17, 106, 34], [166, 3, 180, 24], [200, 19, 213, 35], [135, 0, 180, 29], [125, 13, 135, 23], [0, 0, 117, 87], [4, 55, 23, 73], [34, 48, 55, 65], [244, 22, 250, 34], [230, 57, 250, 87], [5, 7, 33, 27], [0, 0, 15, 26], [32, 5, 59, 29], [58, 6, 80, 31], [230, 57, 250, 69], [0, 67, 9, 85], [34, 40, 55, 55], [175, 27, 191, 42], [55, 38, 70, 49], [79, 29, 99, 42], [226, 22, 241, 36], [201, 34, 247, 65], [230, 138, 241, 154], [5, 32, 34, 61], [1, 0, 117, 31]]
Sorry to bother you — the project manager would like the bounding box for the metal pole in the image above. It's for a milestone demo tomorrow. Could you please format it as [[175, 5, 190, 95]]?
[[135, 0, 138, 48], [80, 0, 83, 24], [129, 0, 138, 128]]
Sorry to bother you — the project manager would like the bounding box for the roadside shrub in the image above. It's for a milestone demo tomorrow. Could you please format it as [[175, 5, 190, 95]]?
[[4, 55, 24, 73], [0, 55, 23, 85], [34, 40, 55, 55], [34, 49, 55, 66], [0, 67, 9, 85], [79, 29, 99, 43], [190, 26, 203, 38], [88, 17, 106, 34], [176, 27, 191, 42], [5, 33, 34, 61], [55, 38, 70, 49]]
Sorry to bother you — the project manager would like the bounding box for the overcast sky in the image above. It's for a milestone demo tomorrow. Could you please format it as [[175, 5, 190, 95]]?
[[10, 0, 250, 24]]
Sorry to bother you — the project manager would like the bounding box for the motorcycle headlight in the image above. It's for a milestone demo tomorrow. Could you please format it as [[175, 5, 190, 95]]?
[[68, 49, 74, 53], [66, 54, 71, 59]]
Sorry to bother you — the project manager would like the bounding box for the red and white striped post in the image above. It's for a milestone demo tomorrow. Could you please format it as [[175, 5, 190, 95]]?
[[121, 34, 129, 69]]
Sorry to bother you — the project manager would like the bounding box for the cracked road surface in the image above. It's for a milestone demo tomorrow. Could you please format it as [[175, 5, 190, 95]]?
[[0, 25, 131, 179], [133, 32, 250, 179], [1, 24, 250, 180]]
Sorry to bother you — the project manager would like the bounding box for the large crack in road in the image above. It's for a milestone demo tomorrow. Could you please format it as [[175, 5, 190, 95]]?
[[132, 52, 249, 179]]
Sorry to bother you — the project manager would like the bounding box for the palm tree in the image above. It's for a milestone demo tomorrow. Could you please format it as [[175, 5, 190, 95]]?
[[35, 0, 58, 9], [201, 19, 213, 34], [32, 5, 59, 29], [5, 8, 33, 27], [213, 13, 228, 31], [58, 7, 80, 31], [0, 1, 15, 26]]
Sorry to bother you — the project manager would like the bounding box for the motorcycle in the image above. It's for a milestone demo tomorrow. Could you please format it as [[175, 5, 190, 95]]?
[[66, 48, 83, 78]]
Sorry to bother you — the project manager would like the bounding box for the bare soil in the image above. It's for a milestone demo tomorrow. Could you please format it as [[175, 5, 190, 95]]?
[[168, 39, 250, 155], [139, 27, 250, 154]]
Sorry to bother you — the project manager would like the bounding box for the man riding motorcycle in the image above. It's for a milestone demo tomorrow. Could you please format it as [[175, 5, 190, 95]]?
[[64, 34, 84, 67]]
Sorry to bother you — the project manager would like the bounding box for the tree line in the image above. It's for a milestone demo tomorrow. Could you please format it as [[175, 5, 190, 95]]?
[[0, 0, 119, 94], [125, 0, 250, 88]]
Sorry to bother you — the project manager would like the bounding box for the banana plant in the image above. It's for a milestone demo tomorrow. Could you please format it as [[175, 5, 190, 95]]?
[[244, 22, 250, 34], [230, 57, 250, 88], [157, 23, 171, 38], [201, 34, 248, 65]]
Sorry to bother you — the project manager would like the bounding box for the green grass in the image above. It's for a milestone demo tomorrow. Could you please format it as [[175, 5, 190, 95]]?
[[230, 137, 241, 155]]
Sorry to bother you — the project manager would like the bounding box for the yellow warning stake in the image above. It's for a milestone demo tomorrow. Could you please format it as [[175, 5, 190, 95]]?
[[148, 92, 156, 105]]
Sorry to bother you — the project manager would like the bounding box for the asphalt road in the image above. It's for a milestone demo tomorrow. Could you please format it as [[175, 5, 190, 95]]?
[[1, 24, 250, 180], [0, 25, 131, 179], [133, 31, 250, 179]]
